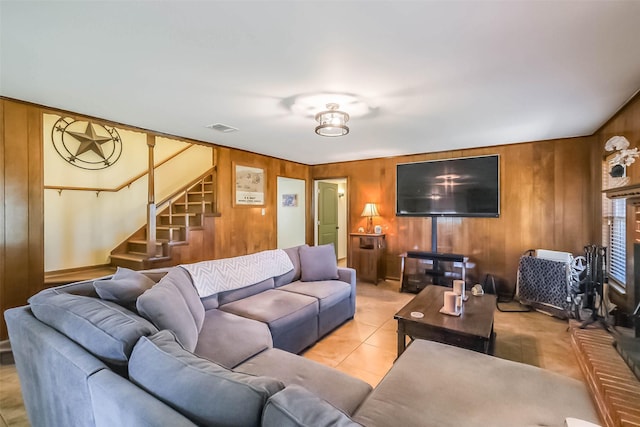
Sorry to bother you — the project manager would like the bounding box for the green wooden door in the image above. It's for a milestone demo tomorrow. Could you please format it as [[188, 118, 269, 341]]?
[[318, 182, 339, 255]]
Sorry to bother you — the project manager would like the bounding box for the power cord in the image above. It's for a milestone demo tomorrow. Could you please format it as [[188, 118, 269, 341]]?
[[483, 273, 531, 313]]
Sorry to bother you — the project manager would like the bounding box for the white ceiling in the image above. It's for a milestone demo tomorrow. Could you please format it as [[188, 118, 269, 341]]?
[[2, 1, 640, 165]]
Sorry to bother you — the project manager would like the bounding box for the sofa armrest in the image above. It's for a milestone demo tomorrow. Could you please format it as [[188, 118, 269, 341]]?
[[262, 385, 362, 427], [88, 369, 197, 427], [337, 267, 356, 287], [337, 267, 357, 317]]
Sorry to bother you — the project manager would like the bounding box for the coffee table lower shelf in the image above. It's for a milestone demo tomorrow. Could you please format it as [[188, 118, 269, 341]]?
[[394, 285, 497, 357], [396, 319, 496, 356]]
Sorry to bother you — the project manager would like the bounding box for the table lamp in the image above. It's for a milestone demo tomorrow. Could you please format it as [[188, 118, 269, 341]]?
[[361, 203, 380, 234]]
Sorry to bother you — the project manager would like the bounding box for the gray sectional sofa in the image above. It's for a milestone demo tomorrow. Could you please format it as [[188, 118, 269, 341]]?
[[5, 244, 601, 427]]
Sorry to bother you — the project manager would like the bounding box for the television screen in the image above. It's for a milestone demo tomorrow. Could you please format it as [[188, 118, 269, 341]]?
[[396, 155, 500, 217]]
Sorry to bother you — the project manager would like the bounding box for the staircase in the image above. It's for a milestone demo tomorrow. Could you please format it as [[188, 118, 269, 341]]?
[[110, 168, 218, 270]]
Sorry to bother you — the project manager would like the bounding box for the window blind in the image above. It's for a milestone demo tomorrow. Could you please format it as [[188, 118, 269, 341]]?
[[608, 197, 626, 286]]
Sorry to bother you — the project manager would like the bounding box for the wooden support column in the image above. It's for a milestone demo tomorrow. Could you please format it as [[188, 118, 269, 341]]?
[[146, 135, 156, 258]]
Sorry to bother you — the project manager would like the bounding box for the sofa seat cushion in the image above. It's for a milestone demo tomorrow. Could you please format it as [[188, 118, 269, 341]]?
[[277, 280, 351, 311], [220, 289, 318, 331], [262, 385, 362, 427], [136, 267, 204, 352], [353, 339, 599, 427], [29, 291, 158, 366], [235, 348, 371, 416], [129, 330, 284, 427], [194, 309, 273, 369]]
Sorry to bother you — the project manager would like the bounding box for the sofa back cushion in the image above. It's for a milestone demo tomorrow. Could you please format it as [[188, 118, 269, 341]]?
[[129, 330, 284, 427], [136, 268, 204, 352], [218, 277, 275, 305], [165, 267, 205, 328], [274, 245, 307, 286], [29, 291, 158, 366], [299, 244, 339, 282]]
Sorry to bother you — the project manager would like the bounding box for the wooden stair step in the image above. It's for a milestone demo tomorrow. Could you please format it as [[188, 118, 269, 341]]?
[[129, 239, 163, 246], [173, 201, 212, 207], [110, 252, 172, 270], [111, 168, 217, 270], [111, 253, 171, 261], [159, 213, 197, 218]]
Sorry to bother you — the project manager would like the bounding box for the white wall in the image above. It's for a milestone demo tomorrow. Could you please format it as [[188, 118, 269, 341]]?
[[277, 177, 306, 249], [44, 114, 214, 271]]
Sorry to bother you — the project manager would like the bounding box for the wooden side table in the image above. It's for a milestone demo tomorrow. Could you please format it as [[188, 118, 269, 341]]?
[[348, 233, 386, 284]]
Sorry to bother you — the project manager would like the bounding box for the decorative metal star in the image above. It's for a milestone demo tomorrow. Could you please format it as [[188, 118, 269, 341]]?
[[66, 122, 113, 160]]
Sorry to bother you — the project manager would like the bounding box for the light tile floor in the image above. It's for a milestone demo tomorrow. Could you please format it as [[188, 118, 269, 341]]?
[[303, 279, 584, 388], [0, 279, 585, 426]]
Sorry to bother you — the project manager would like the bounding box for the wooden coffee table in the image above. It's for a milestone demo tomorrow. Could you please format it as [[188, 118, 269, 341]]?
[[394, 285, 497, 357]]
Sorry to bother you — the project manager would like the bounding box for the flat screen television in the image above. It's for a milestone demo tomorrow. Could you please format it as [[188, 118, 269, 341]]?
[[396, 155, 500, 217]]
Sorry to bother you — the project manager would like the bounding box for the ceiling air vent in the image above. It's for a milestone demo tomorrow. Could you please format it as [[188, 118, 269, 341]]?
[[206, 123, 238, 133]]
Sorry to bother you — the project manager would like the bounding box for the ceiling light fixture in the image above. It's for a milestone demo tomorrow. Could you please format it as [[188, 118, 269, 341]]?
[[315, 103, 349, 137]]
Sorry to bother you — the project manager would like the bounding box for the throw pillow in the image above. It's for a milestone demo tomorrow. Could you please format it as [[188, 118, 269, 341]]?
[[94, 267, 155, 305], [129, 330, 284, 427], [299, 244, 339, 282], [29, 291, 158, 365]]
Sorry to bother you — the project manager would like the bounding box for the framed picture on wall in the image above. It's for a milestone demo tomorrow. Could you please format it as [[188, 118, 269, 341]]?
[[233, 163, 265, 206], [282, 194, 298, 207]]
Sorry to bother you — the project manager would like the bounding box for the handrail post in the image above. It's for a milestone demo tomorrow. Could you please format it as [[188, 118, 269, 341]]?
[[146, 135, 157, 258], [212, 149, 218, 213]]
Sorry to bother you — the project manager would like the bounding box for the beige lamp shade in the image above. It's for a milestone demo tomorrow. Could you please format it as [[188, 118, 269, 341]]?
[[360, 203, 380, 218], [361, 203, 380, 233]]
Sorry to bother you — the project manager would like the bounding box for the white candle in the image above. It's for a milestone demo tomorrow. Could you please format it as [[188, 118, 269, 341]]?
[[444, 291, 457, 313], [453, 279, 465, 296]]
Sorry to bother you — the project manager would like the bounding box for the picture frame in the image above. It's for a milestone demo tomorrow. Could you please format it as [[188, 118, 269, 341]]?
[[233, 163, 265, 206], [282, 193, 298, 207]]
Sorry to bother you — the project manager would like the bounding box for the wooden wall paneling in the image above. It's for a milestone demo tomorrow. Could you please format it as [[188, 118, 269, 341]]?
[[1, 100, 44, 340], [382, 157, 400, 277], [500, 142, 534, 292], [28, 108, 44, 294], [213, 147, 311, 260], [4, 102, 31, 338], [556, 137, 596, 252], [0, 100, 5, 339], [312, 137, 595, 297], [534, 141, 556, 247]]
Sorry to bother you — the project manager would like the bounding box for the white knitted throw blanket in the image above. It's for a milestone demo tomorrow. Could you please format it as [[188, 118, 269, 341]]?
[[180, 249, 294, 298]]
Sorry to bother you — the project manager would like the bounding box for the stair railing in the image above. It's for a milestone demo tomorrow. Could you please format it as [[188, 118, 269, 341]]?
[[44, 145, 193, 195]]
